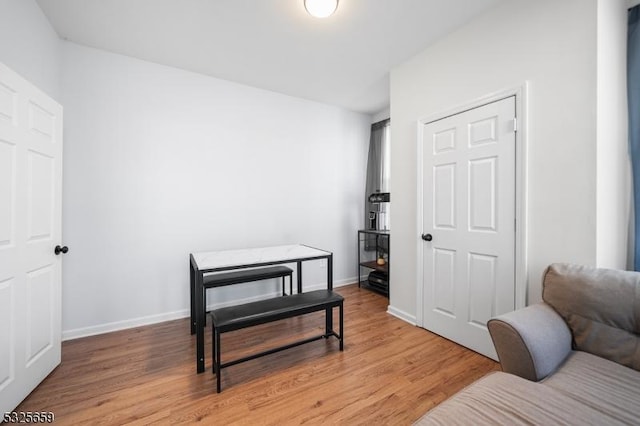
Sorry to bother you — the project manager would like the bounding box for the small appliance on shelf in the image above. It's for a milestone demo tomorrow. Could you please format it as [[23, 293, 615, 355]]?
[[368, 191, 390, 231]]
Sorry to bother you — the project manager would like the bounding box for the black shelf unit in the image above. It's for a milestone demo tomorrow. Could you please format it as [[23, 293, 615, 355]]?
[[357, 229, 390, 296]]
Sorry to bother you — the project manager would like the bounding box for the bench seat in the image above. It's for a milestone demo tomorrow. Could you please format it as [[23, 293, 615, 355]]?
[[203, 265, 293, 288], [211, 289, 343, 332], [210, 289, 344, 392]]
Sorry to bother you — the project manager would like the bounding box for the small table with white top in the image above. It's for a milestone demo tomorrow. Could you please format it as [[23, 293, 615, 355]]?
[[189, 244, 333, 373]]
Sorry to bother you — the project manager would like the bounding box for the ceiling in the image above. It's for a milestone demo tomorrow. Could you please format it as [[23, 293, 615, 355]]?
[[36, 0, 502, 115]]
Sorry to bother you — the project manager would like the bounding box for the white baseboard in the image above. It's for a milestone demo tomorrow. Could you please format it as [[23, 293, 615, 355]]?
[[304, 276, 357, 291], [386, 305, 416, 326], [62, 309, 190, 341], [62, 278, 357, 341]]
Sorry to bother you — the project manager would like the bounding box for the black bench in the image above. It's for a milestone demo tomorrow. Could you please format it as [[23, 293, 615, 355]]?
[[194, 266, 294, 331], [204, 266, 293, 293], [209, 289, 344, 392]]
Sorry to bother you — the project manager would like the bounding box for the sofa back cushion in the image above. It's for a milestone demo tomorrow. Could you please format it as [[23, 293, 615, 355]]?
[[542, 263, 640, 371]]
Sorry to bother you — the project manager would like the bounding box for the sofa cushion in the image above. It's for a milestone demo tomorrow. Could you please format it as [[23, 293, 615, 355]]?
[[413, 371, 625, 425], [542, 351, 640, 425], [542, 263, 640, 371]]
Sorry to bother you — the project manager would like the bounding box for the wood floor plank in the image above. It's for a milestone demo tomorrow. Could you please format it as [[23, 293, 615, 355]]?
[[15, 284, 499, 425]]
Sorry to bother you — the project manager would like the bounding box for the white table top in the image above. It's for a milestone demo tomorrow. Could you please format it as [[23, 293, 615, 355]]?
[[191, 244, 332, 271]]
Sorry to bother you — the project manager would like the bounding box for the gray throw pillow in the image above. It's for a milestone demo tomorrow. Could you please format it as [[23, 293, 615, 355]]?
[[542, 263, 640, 371]]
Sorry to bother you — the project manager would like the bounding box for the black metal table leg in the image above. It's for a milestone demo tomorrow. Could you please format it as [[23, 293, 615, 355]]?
[[326, 254, 334, 333], [357, 231, 361, 288], [196, 270, 205, 373], [190, 257, 195, 335], [328, 254, 333, 291], [297, 260, 302, 293]]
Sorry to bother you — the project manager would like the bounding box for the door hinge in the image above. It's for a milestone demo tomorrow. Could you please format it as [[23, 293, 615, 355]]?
[[513, 117, 518, 132]]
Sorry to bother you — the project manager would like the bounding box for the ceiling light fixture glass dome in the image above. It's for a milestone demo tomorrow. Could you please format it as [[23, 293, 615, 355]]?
[[304, 0, 338, 18]]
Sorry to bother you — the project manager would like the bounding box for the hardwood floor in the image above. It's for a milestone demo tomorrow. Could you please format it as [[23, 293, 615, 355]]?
[[16, 284, 499, 425]]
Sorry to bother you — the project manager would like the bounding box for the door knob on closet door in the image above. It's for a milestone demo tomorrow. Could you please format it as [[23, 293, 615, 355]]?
[[421, 234, 433, 242], [54, 245, 69, 255]]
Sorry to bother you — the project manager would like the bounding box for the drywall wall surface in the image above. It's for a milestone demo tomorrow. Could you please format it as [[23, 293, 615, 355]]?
[[595, 0, 631, 269], [390, 0, 599, 320], [0, 0, 60, 100], [372, 107, 390, 123], [60, 42, 369, 337]]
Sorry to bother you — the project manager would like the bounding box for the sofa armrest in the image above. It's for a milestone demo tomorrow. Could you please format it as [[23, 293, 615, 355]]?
[[488, 303, 572, 381]]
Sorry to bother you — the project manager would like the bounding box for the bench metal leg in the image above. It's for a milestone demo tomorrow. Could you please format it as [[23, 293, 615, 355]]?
[[281, 273, 293, 296], [211, 323, 216, 374], [339, 302, 344, 351], [203, 290, 207, 327], [325, 308, 331, 336], [215, 327, 221, 393]]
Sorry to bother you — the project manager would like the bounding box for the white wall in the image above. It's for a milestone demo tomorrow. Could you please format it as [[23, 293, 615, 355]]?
[[390, 0, 604, 321], [0, 0, 60, 100], [596, 0, 631, 269], [60, 42, 370, 338], [372, 107, 390, 123]]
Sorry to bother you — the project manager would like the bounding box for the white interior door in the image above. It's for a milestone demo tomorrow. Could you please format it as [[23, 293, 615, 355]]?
[[0, 63, 63, 413], [419, 96, 516, 360]]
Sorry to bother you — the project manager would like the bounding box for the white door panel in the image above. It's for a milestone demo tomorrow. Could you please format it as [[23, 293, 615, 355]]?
[[0, 62, 63, 414], [420, 96, 516, 360], [0, 138, 16, 248]]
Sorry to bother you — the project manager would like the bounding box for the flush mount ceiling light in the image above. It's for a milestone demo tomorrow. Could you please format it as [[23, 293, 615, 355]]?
[[304, 0, 338, 18]]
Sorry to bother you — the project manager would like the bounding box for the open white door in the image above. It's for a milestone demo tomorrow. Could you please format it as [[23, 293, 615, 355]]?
[[0, 63, 63, 413], [419, 96, 516, 360]]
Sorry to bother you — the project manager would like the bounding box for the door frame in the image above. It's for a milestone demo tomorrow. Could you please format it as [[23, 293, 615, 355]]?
[[415, 83, 528, 328]]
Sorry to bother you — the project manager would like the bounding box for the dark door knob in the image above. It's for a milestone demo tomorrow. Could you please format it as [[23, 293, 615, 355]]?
[[421, 234, 433, 242], [54, 245, 69, 255]]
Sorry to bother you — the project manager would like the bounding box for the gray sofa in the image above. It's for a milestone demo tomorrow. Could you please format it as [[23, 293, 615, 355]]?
[[416, 263, 640, 425]]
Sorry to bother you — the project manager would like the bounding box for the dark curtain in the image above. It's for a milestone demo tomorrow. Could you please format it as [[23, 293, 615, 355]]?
[[364, 119, 390, 250], [629, 6, 640, 269]]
